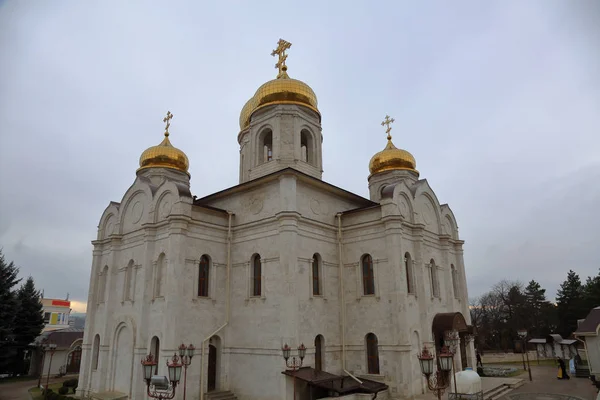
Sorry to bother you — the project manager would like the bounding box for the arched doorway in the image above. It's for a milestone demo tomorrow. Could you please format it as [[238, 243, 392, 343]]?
[[113, 324, 133, 393], [208, 344, 217, 391], [66, 346, 82, 373], [207, 335, 221, 392]]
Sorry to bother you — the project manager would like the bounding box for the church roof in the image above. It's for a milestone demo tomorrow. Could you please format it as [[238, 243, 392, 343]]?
[[194, 167, 378, 210], [575, 307, 600, 336]]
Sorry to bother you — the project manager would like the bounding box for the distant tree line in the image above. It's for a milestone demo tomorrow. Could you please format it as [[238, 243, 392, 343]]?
[[0, 249, 45, 376], [470, 269, 600, 352]]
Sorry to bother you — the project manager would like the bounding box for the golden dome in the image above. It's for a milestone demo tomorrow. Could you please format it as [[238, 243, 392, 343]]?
[[369, 137, 418, 176], [238, 39, 320, 131], [137, 116, 190, 176], [239, 96, 257, 131]]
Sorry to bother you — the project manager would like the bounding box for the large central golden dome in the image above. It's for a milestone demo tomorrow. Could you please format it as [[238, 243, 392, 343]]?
[[239, 40, 320, 131]]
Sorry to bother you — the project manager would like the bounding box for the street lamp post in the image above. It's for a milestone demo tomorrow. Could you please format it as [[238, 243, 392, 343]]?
[[417, 345, 454, 400], [177, 343, 196, 400], [517, 329, 532, 381], [281, 343, 306, 400], [444, 330, 460, 398], [141, 353, 183, 400], [43, 344, 57, 400]]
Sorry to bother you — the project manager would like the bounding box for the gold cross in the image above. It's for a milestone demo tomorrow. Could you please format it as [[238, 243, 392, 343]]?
[[271, 38, 292, 78], [163, 111, 173, 136], [381, 115, 395, 140]]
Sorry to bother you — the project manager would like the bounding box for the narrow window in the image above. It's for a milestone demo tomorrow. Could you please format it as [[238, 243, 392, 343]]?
[[262, 130, 273, 163], [155, 254, 165, 298], [366, 333, 380, 374], [301, 129, 313, 165], [92, 334, 100, 370], [451, 264, 458, 298], [252, 254, 262, 296], [198, 255, 210, 297], [312, 254, 321, 296], [150, 336, 160, 374], [362, 254, 375, 295], [124, 260, 134, 301], [98, 266, 108, 303], [430, 259, 439, 298], [404, 252, 414, 294], [315, 335, 324, 371]]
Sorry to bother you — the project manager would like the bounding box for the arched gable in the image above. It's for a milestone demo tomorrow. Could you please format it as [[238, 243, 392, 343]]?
[[440, 205, 459, 239], [411, 180, 442, 234], [97, 202, 120, 240], [152, 180, 192, 223], [392, 181, 416, 223], [118, 181, 153, 235]]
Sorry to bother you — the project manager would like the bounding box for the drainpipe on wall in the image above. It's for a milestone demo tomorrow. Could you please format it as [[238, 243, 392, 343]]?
[[200, 211, 233, 400], [336, 213, 362, 385]]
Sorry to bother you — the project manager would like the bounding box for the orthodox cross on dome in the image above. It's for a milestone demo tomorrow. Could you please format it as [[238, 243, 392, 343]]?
[[381, 115, 395, 140], [163, 111, 173, 137], [271, 38, 292, 78]]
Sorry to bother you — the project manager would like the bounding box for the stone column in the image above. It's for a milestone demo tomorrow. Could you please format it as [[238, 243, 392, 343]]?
[[465, 335, 476, 369]]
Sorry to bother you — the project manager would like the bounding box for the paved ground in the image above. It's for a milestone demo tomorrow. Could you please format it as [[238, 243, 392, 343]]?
[[502, 365, 598, 400], [0, 376, 75, 400]]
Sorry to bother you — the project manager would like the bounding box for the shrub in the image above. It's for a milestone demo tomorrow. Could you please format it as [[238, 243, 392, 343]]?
[[58, 386, 69, 395], [41, 388, 54, 396]]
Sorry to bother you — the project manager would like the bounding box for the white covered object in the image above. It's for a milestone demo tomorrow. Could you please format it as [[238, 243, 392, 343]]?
[[451, 369, 482, 394]]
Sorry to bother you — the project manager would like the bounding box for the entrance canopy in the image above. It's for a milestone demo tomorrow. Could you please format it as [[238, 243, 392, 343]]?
[[282, 367, 388, 395], [432, 312, 468, 335]]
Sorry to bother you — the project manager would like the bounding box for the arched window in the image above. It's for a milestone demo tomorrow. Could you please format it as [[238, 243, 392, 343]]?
[[366, 333, 380, 374], [124, 260, 134, 301], [92, 334, 100, 370], [198, 255, 210, 297], [312, 253, 321, 296], [155, 254, 165, 298], [252, 254, 262, 296], [451, 264, 458, 298], [150, 336, 160, 374], [260, 129, 273, 163], [430, 259, 439, 298], [315, 335, 324, 371], [404, 252, 414, 294], [362, 254, 375, 295], [301, 129, 314, 165]]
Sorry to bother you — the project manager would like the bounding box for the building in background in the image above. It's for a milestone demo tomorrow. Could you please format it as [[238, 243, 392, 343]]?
[[42, 298, 72, 332], [29, 328, 84, 378]]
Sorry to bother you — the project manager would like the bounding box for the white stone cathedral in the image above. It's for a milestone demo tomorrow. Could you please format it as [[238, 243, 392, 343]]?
[[79, 39, 475, 400]]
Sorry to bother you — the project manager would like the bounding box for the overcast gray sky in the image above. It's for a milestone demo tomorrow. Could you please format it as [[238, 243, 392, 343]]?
[[1, 1, 598, 312]]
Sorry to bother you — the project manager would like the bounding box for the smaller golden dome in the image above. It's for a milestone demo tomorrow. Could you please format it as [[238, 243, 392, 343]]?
[[138, 121, 189, 176], [369, 137, 418, 176]]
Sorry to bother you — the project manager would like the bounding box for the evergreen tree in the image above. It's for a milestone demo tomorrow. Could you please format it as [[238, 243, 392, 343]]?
[[524, 280, 552, 337], [583, 269, 600, 312], [556, 270, 585, 337], [0, 249, 21, 373], [11, 277, 45, 374]]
